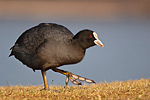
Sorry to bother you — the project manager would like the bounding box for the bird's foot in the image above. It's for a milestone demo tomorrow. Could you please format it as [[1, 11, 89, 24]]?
[[52, 68, 96, 86], [65, 72, 96, 85], [40, 87, 50, 91]]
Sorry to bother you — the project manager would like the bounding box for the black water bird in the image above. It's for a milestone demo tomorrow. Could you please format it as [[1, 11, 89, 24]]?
[[9, 23, 104, 89]]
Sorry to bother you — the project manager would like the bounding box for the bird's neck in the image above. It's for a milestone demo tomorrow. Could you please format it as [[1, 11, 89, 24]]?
[[70, 38, 88, 50]]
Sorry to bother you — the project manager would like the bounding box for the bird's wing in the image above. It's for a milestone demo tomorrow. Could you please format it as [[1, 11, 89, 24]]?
[[10, 23, 74, 55]]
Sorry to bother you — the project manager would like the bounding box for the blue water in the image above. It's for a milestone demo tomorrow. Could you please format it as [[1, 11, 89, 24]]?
[[0, 18, 149, 86]]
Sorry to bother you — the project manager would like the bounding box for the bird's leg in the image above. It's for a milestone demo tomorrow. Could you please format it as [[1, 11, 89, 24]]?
[[41, 70, 48, 90], [52, 68, 96, 86], [52, 68, 78, 85]]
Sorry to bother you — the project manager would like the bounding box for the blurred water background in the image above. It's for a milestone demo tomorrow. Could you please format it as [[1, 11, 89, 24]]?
[[0, 0, 149, 86]]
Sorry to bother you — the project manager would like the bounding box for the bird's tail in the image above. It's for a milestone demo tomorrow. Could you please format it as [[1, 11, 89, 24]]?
[[9, 45, 15, 57]]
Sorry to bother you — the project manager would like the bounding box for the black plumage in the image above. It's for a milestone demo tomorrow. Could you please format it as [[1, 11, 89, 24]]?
[[9, 23, 104, 89]]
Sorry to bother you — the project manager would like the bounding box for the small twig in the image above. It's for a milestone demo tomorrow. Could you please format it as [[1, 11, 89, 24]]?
[[6, 80, 10, 87], [52, 80, 54, 86]]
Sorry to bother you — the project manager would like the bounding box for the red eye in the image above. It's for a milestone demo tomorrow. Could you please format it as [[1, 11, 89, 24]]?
[[90, 35, 92, 38]]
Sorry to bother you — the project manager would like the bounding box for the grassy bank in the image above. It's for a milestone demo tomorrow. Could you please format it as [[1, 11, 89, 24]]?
[[0, 79, 150, 100]]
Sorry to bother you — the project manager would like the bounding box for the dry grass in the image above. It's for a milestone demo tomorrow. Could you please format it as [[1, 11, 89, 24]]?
[[0, 79, 150, 100]]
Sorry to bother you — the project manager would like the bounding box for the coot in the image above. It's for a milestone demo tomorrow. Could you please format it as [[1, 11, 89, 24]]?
[[9, 23, 104, 89]]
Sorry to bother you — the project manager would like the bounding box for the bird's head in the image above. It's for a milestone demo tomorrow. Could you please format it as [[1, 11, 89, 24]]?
[[73, 29, 104, 49]]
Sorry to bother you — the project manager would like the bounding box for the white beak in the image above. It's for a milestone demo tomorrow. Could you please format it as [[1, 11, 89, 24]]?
[[93, 32, 104, 47]]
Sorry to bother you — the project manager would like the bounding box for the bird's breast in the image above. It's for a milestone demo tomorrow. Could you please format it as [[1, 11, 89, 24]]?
[[38, 42, 85, 70]]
